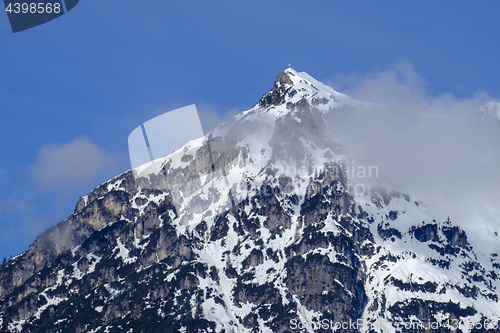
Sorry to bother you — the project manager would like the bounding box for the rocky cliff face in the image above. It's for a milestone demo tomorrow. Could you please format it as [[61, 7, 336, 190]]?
[[0, 68, 499, 333]]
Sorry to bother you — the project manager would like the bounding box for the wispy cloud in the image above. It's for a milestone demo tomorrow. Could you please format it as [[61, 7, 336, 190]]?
[[0, 138, 120, 257], [31, 137, 117, 191], [329, 61, 490, 113], [0, 196, 52, 258], [196, 102, 239, 133], [327, 61, 499, 223]]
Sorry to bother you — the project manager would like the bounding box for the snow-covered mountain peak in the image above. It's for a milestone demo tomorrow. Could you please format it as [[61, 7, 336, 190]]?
[[1, 69, 500, 332], [256, 68, 359, 115]]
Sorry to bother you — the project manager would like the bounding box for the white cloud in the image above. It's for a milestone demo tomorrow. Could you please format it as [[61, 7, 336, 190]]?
[[326, 61, 500, 223], [330, 60, 491, 115], [31, 137, 117, 191], [0, 139, 118, 255]]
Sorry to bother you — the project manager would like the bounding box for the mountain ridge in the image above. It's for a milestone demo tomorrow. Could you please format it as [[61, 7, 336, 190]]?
[[0, 68, 499, 332]]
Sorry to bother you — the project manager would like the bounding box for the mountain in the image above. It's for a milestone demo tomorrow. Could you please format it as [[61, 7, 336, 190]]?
[[1, 68, 499, 332]]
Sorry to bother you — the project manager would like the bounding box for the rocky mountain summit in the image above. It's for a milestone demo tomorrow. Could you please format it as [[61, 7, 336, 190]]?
[[0, 69, 499, 332]]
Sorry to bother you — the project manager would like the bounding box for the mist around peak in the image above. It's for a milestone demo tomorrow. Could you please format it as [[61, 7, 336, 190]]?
[[325, 62, 500, 225]]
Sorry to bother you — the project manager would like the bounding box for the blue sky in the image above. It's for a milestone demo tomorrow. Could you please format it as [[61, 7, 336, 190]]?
[[0, 0, 499, 259]]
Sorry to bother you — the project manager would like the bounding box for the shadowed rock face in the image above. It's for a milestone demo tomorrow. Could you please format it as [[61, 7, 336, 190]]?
[[0, 69, 499, 332], [258, 70, 295, 108]]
